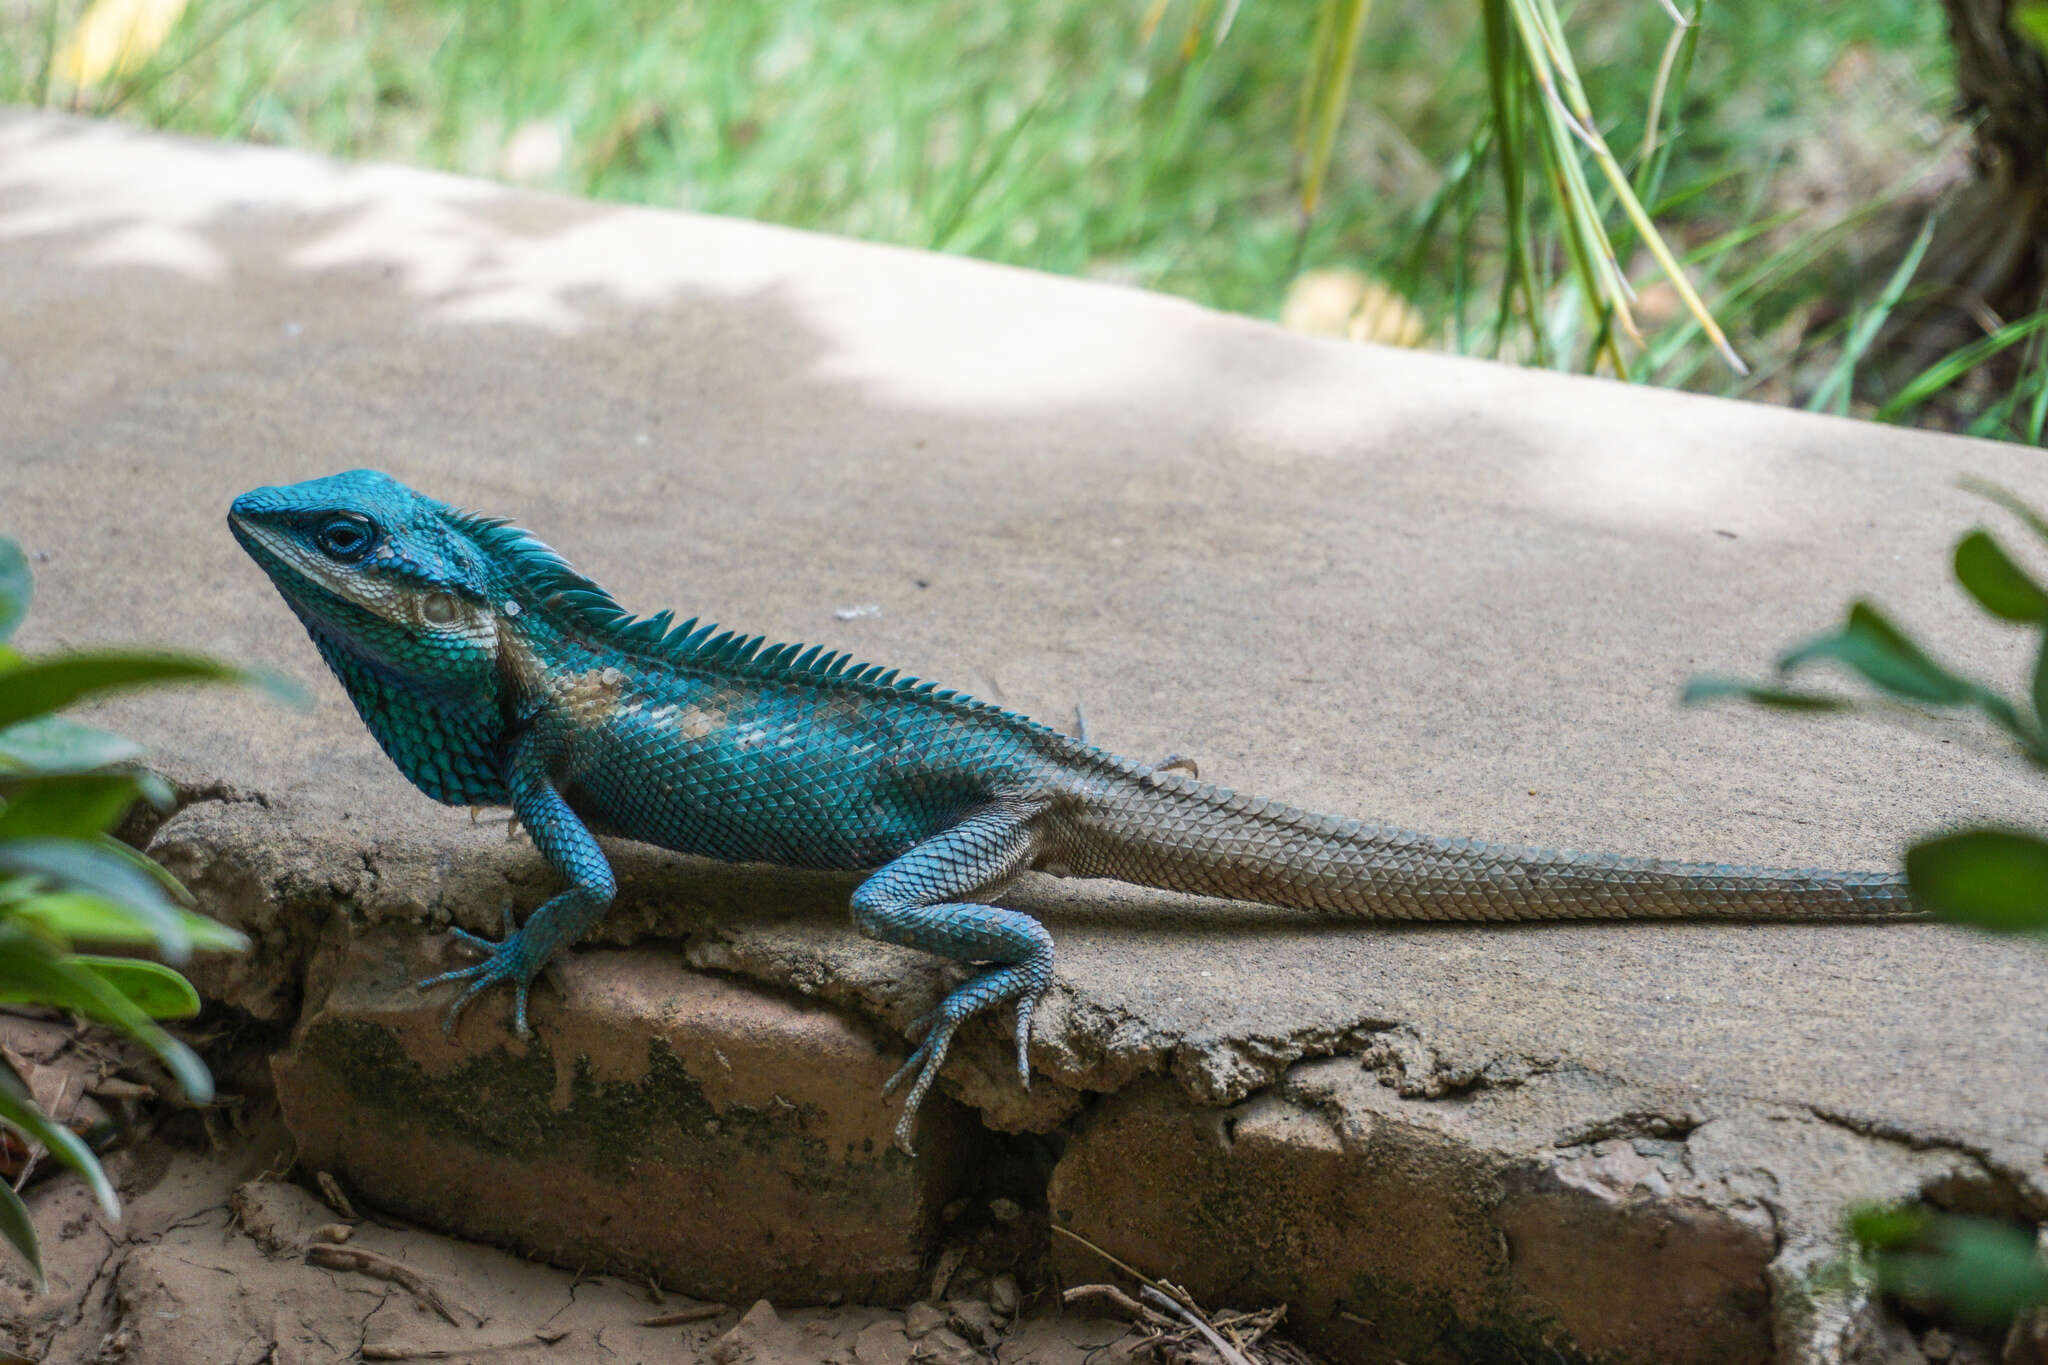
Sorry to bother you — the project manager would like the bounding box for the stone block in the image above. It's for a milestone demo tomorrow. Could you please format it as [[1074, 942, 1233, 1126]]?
[[273, 927, 978, 1304], [1048, 1073, 1778, 1365]]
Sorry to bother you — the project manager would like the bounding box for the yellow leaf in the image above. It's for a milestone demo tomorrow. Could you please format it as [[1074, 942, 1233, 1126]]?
[[1280, 268, 1428, 348], [54, 0, 189, 89]]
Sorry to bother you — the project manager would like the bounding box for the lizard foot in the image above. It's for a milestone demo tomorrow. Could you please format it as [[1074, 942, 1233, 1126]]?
[[417, 900, 542, 1037], [885, 974, 1047, 1154]]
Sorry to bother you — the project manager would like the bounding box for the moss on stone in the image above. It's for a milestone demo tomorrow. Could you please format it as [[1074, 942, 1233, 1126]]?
[[300, 1016, 909, 1198]]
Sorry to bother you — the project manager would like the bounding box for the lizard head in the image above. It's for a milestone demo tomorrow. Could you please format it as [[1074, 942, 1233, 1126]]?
[[228, 469, 507, 692]]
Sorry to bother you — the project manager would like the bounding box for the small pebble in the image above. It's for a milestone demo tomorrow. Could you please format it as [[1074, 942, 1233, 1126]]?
[[927, 1245, 966, 1301], [311, 1224, 353, 1244], [903, 1302, 947, 1339], [988, 1273, 1021, 1318], [915, 1328, 979, 1365], [854, 1321, 914, 1365], [987, 1198, 1023, 1224], [946, 1299, 999, 1346]]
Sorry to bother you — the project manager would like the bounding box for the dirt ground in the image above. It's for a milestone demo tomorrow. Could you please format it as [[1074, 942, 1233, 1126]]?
[[0, 1013, 1313, 1365]]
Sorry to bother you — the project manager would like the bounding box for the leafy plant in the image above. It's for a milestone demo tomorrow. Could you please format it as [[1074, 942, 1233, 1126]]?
[[0, 535, 257, 1287], [1687, 479, 2048, 936], [1688, 480, 2048, 1329], [9, 0, 1956, 399], [1850, 1204, 2048, 1329], [1235, 0, 1742, 376]]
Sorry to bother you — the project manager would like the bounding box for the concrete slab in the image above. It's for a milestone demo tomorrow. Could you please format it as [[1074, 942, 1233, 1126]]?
[[4, 111, 2045, 1359]]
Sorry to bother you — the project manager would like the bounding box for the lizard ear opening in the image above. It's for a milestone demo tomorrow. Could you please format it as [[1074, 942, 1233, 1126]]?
[[422, 591, 463, 627]]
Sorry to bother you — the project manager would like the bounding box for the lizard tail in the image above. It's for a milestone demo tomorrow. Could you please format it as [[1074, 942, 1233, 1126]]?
[[1048, 762, 1918, 922]]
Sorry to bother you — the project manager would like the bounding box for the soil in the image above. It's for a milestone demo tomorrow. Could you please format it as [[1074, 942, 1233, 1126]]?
[[0, 1013, 1304, 1365]]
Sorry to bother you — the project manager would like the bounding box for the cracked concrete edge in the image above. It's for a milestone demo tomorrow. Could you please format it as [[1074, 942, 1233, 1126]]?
[[147, 788, 2039, 1359], [153, 787, 2048, 1210], [1050, 1058, 1989, 1365], [690, 917, 2048, 1228]]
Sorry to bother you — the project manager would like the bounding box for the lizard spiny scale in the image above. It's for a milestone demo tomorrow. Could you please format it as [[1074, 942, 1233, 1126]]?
[[231, 471, 1920, 1154]]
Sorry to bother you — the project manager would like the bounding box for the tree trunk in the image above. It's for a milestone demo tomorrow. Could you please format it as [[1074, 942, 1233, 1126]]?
[[1902, 0, 2048, 371]]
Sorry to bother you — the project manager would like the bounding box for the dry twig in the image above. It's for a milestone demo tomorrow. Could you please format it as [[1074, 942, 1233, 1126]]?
[[1140, 1286, 1256, 1365], [1062, 1283, 1176, 1328], [638, 1304, 727, 1327], [305, 1245, 468, 1326], [1056, 1226, 1309, 1365], [314, 1170, 359, 1220], [360, 1330, 567, 1361]]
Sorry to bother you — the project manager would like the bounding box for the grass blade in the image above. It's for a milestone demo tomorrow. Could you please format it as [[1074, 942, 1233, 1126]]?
[[1295, 0, 1374, 221], [1878, 310, 2048, 423], [1807, 209, 1939, 414]]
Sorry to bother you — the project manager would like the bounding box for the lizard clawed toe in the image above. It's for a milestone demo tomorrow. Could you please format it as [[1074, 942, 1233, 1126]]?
[[444, 927, 498, 953], [902, 1007, 941, 1045], [1012, 997, 1037, 1089], [883, 1019, 960, 1155], [418, 908, 540, 1036], [437, 898, 519, 958]]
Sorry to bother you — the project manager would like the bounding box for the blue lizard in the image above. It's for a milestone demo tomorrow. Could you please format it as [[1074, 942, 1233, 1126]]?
[[230, 471, 1916, 1150]]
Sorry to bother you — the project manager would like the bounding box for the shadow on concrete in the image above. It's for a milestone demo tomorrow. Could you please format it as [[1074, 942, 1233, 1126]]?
[[4, 110, 2046, 1198]]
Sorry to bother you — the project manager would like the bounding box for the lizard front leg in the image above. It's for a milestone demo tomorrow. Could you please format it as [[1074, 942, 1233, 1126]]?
[[851, 801, 1052, 1153], [421, 737, 616, 1035]]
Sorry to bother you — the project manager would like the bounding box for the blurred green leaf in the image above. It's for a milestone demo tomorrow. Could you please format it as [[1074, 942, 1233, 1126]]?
[[1905, 828, 2048, 932], [1953, 530, 2048, 624], [0, 715, 146, 774], [90, 833, 195, 908], [0, 651, 259, 731], [0, 926, 209, 1101], [2033, 643, 2048, 737], [1680, 676, 1854, 711], [2014, 3, 2048, 59], [0, 839, 187, 961], [1850, 1203, 1930, 1249], [1853, 1204, 2048, 1326], [0, 540, 27, 647], [1959, 477, 2048, 547], [15, 956, 202, 1020], [0, 774, 147, 841], [0, 1052, 116, 1218], [1779, 602, 1978, 704], [4, 892, 245, 952], [0, 1179, 43, 1291]]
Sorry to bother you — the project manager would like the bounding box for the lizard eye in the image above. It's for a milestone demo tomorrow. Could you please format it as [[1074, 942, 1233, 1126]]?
[[314, 513, 377, 563], [421, 591, 463, 627]]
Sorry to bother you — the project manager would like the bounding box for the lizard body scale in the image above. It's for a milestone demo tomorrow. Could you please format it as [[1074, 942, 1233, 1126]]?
[[229, 470, 1917, 1150]]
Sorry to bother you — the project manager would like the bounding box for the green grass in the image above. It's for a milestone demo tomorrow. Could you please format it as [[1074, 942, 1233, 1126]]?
[[5, 0, 1986, 426]]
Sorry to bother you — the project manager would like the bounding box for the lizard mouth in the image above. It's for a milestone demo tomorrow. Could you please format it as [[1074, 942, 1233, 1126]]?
[[226, 501, 295, 578], [228, 506, 370, 640]]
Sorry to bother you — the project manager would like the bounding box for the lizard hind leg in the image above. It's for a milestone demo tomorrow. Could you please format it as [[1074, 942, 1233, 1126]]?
[[851, 804, 1052, 1155]]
